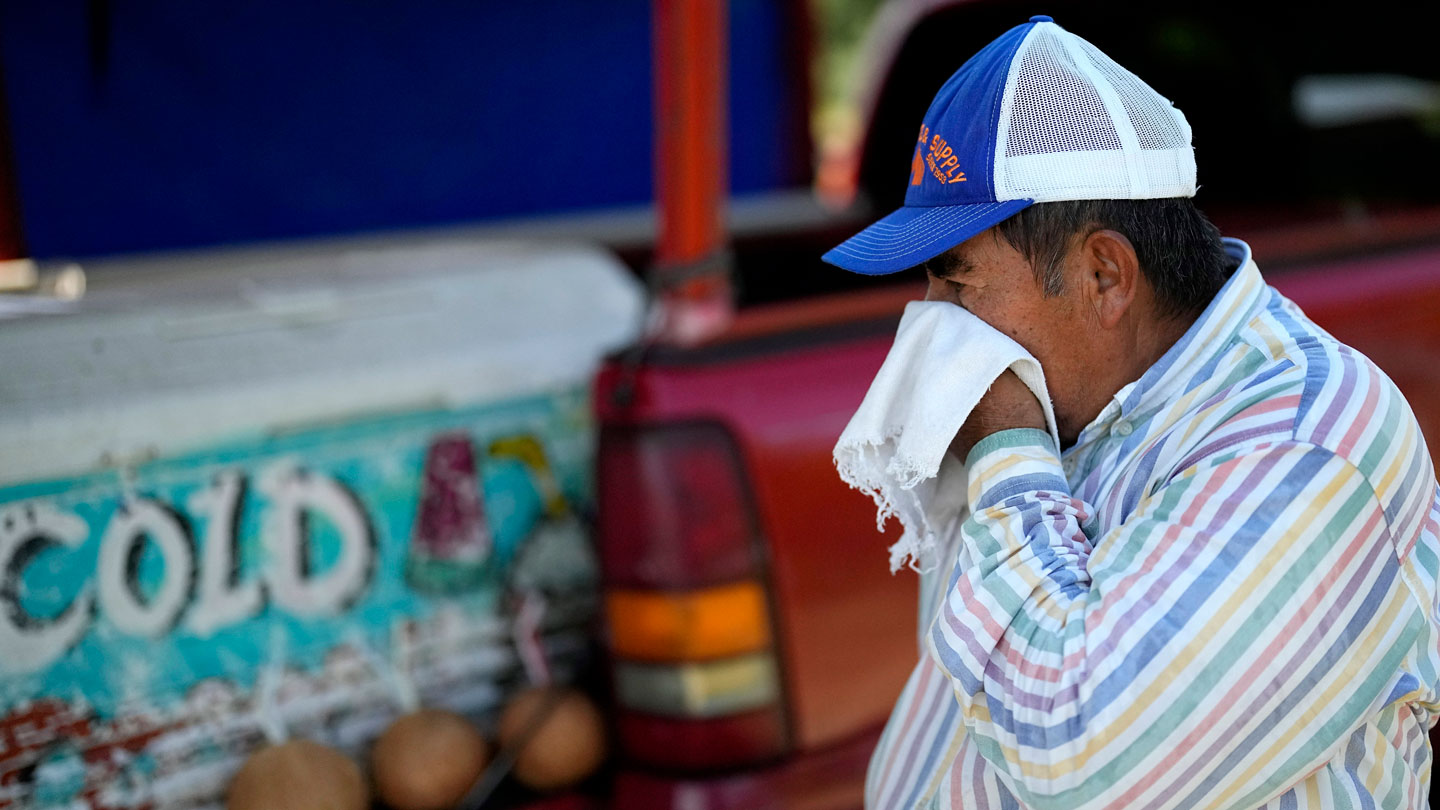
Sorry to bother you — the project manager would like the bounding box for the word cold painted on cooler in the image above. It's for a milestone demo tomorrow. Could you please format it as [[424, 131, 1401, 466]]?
[[0, 465, 375, 675]]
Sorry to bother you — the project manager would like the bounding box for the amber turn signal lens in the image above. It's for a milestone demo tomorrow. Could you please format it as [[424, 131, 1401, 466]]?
[[606, 581, 771, 662]]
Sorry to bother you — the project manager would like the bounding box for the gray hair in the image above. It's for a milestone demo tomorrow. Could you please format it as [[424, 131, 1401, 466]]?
[[994, 198, 1230, 319]]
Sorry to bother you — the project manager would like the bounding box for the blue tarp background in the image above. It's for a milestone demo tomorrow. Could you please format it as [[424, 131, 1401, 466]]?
[[1, 1, 809, 257]]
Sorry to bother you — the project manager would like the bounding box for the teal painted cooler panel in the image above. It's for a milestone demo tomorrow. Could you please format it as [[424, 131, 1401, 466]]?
[[0, 387, 600, 808]]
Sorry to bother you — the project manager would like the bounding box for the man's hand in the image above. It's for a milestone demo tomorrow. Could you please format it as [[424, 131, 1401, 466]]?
[[950, 369, 1046, 460]]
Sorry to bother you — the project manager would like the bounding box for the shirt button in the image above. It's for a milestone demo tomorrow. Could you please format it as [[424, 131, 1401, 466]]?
[[1113, 420, 1133, 437]]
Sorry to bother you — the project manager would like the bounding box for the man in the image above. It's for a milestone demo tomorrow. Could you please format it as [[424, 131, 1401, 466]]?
[[823, 15, 1440, 810]]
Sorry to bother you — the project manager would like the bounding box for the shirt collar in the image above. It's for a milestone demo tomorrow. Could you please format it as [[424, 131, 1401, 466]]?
[[1071, 237, 1266, 448]]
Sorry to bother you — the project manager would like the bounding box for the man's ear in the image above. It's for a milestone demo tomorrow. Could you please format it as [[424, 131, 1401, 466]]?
[[1078, 229, 1139, 329]]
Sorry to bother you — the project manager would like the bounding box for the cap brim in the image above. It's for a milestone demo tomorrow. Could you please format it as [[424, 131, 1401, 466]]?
[[822, 199, 1034, 275]]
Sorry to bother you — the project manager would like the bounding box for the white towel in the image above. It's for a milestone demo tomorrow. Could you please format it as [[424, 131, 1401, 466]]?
[[833, 300, 1060, 572]]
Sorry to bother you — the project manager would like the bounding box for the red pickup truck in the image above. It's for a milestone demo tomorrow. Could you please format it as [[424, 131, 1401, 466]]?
[[591, 2, 1440, 808]]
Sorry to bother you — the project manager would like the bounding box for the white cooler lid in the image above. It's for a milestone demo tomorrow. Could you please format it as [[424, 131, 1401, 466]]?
[[0, 236, 645, 486]]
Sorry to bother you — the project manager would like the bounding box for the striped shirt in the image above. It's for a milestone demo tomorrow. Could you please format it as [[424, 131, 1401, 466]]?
[[866, 238, 1440, 809]]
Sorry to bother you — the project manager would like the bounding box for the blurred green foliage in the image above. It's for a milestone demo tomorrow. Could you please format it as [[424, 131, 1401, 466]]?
[[811, 0, 884, 143]]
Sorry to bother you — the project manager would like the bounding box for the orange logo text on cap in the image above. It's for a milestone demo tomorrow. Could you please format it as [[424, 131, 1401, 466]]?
[[914, 124, 967, 185]]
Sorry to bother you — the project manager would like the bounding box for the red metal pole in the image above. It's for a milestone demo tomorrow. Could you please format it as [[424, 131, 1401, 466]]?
[[652, 0, 733, 344]]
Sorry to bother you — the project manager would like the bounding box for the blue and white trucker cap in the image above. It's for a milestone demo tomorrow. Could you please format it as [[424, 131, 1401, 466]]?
[[823, 15, 1197, 275]]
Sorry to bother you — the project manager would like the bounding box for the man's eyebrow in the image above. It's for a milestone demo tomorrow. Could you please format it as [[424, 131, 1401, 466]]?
[[923, 253, 975, 278]]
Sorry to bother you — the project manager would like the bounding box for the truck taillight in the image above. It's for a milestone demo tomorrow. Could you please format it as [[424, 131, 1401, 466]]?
[[596, 423, 790, 770]]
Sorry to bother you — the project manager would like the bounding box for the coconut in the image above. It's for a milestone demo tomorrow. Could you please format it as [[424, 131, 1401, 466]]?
[[497, 687, 606, 791], [227, 739, 368, 810], [370, 708, 491, 810]]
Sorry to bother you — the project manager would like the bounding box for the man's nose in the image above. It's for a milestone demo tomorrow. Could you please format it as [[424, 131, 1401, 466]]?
[[924, 276, 951, 303]]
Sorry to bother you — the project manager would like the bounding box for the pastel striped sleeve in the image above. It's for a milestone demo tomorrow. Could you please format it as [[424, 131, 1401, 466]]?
[[925, 429, 1428, 810]]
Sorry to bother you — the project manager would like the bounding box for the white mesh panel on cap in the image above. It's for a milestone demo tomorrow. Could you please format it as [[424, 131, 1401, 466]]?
[[1072, 36, 1190, 151], [993, 22, 1197, 202], [1000, 26, 1122, 156]]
